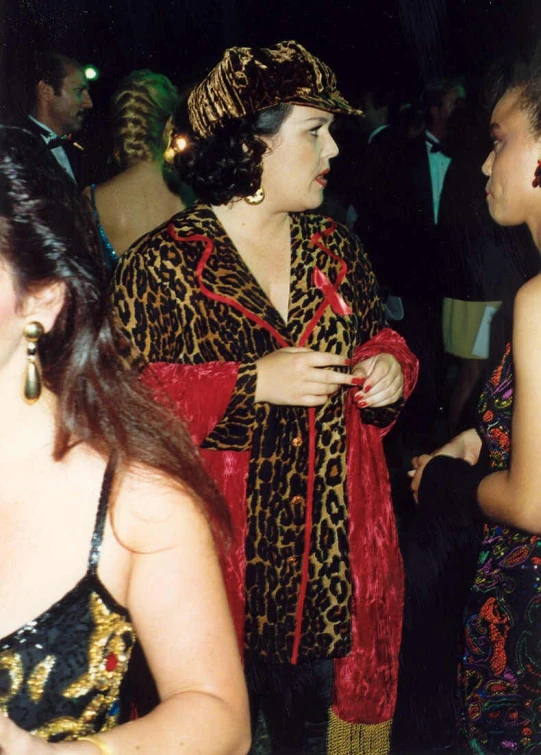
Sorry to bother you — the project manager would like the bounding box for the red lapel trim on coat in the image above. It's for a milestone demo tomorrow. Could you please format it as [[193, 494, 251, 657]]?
[[167, 216, 356, 667], [168, 224, 291, 349], [168, 217, 351, 351]]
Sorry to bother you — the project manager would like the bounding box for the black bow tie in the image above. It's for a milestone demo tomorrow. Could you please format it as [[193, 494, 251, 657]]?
[[47, 137, 67, 150], [46, 137, 83, 154], [425, 135, 444, 154]]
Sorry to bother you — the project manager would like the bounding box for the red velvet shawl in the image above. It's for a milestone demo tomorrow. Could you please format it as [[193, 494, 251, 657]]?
[[143, 327, 418, 725]]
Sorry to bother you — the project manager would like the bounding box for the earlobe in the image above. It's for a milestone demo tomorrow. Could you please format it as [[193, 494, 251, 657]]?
[[532, 159, 541, 188], [22, 281, 66, 333]]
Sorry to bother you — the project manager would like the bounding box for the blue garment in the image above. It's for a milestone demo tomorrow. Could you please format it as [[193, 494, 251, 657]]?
[[89, 184, 119, 273]]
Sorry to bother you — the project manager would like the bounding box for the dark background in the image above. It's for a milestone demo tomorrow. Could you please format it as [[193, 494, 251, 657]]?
[[1, 0, 540, 173], [2, 1, 540, 96]]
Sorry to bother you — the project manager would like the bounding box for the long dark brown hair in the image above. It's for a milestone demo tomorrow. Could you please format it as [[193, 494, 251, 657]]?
[[0, 125, 229, 538]]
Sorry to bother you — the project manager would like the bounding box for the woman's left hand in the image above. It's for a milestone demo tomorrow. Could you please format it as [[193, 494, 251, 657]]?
[[352, 352, 403, 408]]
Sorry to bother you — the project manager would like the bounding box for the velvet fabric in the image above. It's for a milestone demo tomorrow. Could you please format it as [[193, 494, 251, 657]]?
[[187, 40, 362, 139], [142, 325, 418, 725], [143, 361, 249, 644], [333, 328, 418, 724]]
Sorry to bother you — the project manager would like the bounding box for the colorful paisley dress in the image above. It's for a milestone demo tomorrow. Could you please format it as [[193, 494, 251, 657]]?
[[462, 343, 541, 753]]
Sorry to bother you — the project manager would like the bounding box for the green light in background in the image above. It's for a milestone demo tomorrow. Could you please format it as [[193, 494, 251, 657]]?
[[84, 65, 99, 81]]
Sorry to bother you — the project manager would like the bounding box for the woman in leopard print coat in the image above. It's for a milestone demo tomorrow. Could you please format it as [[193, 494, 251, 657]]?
[[111, 41, 418, 754]]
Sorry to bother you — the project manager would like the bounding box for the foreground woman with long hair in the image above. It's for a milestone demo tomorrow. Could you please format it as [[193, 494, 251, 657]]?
[[0, 126, 249, 754]]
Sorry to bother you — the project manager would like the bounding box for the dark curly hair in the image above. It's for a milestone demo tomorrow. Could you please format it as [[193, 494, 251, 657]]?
[[172, 103, 292, 205], [486, 51, 541, 139]]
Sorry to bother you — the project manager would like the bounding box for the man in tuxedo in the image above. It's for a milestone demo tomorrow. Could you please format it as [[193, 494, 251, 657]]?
[[24, 52, 93, 184], [354, 80, 465, 450], [321, 85, 398, 227], [395, 79, 465, 447]]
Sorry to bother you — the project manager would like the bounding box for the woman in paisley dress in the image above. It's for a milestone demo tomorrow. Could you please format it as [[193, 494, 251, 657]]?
[[410, 56, 541, 753], [0, 126, 249, 754]]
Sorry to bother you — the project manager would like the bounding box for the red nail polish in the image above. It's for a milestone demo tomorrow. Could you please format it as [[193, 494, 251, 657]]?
[[357, 400, 367, 408], [363, 384, 372, 393], [352, 377, 365, 386]]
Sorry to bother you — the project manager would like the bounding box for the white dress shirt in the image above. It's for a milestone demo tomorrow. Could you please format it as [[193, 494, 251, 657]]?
[[424, 130, 451, 224]]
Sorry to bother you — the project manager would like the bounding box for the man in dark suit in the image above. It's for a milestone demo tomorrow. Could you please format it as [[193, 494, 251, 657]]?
[[23, 52, 93, 185], [356, 80, 465, 450], [320, 85, 399, 227], [398, 80, 466, 441]]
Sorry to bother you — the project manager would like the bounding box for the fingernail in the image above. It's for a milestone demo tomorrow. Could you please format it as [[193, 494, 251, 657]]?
[[344, 358, 352, 365], [351, 377, 365, 386], [356, 399, 367, 408], [363, 384, 372, 393]]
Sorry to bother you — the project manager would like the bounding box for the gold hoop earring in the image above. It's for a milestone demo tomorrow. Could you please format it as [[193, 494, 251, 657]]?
[[244, 187, 265, 205], [23, 321, 44, 404]]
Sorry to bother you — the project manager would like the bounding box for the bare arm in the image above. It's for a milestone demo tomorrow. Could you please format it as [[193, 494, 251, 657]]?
[[104, 472, 251, 753], [409, 428, 482, 502], [0, 471, 250, 754], [477, 277, 541, 533]]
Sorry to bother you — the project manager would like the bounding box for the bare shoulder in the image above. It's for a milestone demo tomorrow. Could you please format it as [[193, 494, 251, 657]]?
[[515, 273, 541, 307], [513, 274, 541, 337], [113, 464, 211, 555]]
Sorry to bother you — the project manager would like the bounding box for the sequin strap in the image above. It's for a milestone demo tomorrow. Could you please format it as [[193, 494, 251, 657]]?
[[88, 458, 116, 574]]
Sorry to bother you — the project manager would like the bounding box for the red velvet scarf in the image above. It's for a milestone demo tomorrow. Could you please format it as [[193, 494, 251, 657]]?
[[143, 327, 418, 724]]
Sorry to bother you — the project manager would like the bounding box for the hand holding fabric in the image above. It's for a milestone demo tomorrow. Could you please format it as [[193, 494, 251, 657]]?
[[352, 352, 403, 408], [255, 348, 354, 406]]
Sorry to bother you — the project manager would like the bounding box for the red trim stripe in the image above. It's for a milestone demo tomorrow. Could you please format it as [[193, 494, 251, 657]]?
[[168, 224, 290, 348], [168, 219, 348, 663]]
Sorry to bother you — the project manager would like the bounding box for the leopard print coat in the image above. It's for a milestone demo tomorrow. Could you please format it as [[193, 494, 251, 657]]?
[[112, 202, 401, 664]]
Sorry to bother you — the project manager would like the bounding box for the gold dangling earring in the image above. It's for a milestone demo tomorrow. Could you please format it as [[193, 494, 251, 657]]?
[[23, 321, 44, 404], [244, 187, 265, 206]]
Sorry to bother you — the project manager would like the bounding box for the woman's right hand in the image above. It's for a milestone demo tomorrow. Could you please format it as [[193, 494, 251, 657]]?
[[255, 348, 354, 406], [409, 428, 482, 502], [426, 428, 482, 466]]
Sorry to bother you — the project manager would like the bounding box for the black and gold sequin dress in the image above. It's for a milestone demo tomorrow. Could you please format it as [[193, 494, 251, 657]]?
[[0, 463, 136, 741]]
